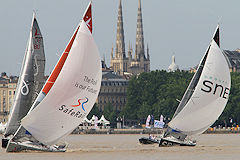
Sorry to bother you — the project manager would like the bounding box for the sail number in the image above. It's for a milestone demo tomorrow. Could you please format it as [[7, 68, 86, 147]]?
[[34, 44, 40, 49], [34, 37, 42, 49], [201, 80, 230, 99]]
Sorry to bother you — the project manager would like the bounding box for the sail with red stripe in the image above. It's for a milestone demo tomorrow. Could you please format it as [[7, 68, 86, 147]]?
[[22, 20, 102, 145], [42, 1, 92, 95], [42, 26, 79, 95]]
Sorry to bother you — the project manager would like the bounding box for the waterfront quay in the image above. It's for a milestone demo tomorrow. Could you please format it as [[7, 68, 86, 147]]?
[[72, 127, 240, 134]]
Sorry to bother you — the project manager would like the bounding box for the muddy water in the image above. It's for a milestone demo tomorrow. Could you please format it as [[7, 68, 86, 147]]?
[[1, 134, 240, 160]]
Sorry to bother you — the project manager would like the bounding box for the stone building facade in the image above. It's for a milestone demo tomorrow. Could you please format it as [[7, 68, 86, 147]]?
[[0, 73, 18, 122], [110, 0, 150, 76], [96, 67, 128, 112]]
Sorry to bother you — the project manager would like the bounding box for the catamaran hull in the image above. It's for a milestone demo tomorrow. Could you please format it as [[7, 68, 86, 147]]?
[[6, 141, 66, 152], [159, 137, 196, 147]]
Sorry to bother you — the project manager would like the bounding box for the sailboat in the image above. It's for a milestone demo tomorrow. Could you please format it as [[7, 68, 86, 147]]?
[[159, 24, 231, 146], [6, 2, 101, 152], [2, 13, 45, 148]]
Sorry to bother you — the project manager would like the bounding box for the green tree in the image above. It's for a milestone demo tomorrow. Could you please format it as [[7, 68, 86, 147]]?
[[103, 103, 118, 127], [215, 72, 240, 127], [122, 70, 240, 127], [87, 103, 101, 119], [122, 70, 193, 124]]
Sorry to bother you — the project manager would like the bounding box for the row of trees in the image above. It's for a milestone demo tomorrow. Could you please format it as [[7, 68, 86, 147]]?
[[122, 70, 193, 124], [88, 70, 240, 127]]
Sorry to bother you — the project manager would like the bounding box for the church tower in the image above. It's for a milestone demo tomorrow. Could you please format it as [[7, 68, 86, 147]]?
[[135, 0, 145, 60], [110, 0, 128, 75], [110, 0, 150, 76], [115, 0, 125, 58], [131, 0, 150, 73]]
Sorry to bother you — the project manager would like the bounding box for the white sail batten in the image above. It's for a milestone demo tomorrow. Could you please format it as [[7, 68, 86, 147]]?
[[168, 40, 230, 135], [21, 21, 102, 145]]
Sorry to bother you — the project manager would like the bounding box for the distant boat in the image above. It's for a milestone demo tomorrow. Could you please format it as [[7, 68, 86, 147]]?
[[139, 114, 164, 145], [3, 13, 45, 148], [6, 1, 101, 152], [159, 24, 231, 146]]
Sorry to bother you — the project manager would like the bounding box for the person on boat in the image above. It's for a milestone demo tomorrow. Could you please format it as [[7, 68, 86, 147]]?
[[152, 135, 156, 140], [149, 134, 152, 139]]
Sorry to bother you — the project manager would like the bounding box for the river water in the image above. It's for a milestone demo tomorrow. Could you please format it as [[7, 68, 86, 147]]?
[[0, 134, 240, 160]]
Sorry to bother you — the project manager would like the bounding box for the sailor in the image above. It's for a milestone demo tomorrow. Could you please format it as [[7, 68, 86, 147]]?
[[149, 134, 152, 139]]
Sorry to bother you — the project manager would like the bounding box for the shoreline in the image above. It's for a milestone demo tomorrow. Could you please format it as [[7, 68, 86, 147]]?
[[72, 128, 240, 134]]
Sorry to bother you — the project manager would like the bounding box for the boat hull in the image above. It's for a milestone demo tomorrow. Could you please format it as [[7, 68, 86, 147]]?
[[139, 137, 159, 144], [159, 137, 196, 147], [6, 141, 66, 152], [2, 138, 9, 148]]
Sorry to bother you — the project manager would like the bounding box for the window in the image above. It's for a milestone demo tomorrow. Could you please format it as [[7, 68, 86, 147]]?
[[3, 97, 6, 112], [9, 97, 12, 106]]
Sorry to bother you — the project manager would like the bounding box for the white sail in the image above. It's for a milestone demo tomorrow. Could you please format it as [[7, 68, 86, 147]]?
[[145, 115, 151, 128], [21, 21, 102, 145], [26, 1, 92, 112], [168, 40, 230, 135]]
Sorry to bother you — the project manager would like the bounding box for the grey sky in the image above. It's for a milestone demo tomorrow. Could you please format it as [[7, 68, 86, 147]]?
[[1, 0, 240, 76]]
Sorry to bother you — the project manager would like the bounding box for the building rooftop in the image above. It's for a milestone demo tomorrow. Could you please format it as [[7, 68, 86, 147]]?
[[223, 50, 240, 68]]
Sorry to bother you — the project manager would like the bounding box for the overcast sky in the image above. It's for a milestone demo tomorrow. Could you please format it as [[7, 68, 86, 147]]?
[[1, 0, 240, 76]]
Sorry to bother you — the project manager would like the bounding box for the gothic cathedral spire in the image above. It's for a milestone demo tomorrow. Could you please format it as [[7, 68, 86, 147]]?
[[135, 0, 145, 60], [115, 0, 126, 58], [110, 0, 150, 76]]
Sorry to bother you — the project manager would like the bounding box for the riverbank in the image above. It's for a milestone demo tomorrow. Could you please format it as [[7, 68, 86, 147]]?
[[72, 127, 240, 134]]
